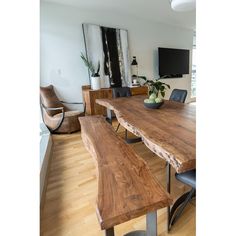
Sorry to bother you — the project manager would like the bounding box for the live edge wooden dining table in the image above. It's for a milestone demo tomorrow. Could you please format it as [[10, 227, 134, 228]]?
[[96, 95, 196, 230]]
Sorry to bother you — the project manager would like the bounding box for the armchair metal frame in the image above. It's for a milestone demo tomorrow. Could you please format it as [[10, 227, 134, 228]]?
[[40, 100, 86, 134]]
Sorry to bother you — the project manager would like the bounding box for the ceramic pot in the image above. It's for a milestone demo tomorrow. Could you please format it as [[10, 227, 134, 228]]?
[[91, 76, 101, 90]]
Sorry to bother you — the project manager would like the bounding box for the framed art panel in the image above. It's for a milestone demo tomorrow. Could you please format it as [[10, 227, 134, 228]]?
[[82, 23, 132, 87]]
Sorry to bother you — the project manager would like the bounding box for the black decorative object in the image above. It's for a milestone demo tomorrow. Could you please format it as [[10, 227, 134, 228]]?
[[131, 56, 138, 84], [131, 56, 138, 66]]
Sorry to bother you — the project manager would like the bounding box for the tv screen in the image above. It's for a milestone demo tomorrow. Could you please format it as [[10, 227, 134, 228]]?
[[158, 47, 190, 78]]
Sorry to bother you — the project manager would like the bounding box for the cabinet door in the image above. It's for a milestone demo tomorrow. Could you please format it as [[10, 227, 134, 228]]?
[[131, 86, 148, 96], [91, 89, 112, 115]]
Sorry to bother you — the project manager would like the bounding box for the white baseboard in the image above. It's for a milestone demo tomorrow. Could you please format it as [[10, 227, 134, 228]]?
[[40, 125, 53, 207]]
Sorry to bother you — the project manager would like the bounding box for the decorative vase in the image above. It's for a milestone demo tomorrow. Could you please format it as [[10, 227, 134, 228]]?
[[91, 76, 101, 90]]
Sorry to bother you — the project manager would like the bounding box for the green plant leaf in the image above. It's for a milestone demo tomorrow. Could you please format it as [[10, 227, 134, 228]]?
[[139, 76, 147, 81], [165, 84, 170, 89], [161, 91, 165, 97], [96, 61, 100, 74], [80, 52, 95, 75], [144, 78, 170, 97], [147, 80, 154, 84], [160, 85, 165, 91], [154, 83, 161, 90]]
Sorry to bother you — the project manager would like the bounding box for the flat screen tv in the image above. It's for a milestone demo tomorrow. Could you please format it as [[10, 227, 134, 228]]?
[[158, 47, 190, 78]]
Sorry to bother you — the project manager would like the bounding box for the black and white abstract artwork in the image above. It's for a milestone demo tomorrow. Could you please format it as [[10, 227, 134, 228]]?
[[82, 23, 132, 87]]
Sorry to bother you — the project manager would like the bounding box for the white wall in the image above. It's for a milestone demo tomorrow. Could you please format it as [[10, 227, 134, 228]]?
[[40, 2, 194, 105]]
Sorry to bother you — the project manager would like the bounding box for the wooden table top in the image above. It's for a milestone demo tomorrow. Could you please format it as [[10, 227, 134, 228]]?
[[79, 116, 172, 230], [96, 95, 196, 173]]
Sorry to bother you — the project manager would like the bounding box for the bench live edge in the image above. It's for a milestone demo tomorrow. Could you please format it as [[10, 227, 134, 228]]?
[[79, 116, 172, 235]]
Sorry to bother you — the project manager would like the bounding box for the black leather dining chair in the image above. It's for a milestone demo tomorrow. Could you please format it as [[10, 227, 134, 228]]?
[[169, 169, 196, 228], [112, 87, 132, 98], [112, 87, 141, 144], [169, 89, 187, 103]]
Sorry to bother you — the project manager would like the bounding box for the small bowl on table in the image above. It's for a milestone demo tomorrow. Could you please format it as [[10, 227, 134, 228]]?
[[144, 101, 164, 109]]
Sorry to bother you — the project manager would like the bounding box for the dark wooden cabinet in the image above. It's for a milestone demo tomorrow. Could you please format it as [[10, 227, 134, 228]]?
[[82, 87, 112, 116], [82, 85, 148, 115], [130, 86, 148, 96]]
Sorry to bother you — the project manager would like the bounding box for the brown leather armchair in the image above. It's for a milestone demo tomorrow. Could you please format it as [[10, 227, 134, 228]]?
[[40, 85, 86, 134]]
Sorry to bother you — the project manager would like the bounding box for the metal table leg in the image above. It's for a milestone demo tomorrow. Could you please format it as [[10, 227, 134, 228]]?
[[106, 108, 112, 124], [123, 211, 158, 236], [125, 129, 142, 144], [105, 227, 115, 236], [146, 211, 157, 236]]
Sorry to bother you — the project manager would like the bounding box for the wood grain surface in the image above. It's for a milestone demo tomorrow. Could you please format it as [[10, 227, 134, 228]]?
[[41, 126, 196, 236], [82, 88, 113, 115], [82, 86, 148, 115], [96, 95, 196, 173], [79, 116, 172, 230]]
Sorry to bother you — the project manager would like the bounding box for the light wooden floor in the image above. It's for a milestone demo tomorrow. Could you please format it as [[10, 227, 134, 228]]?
[[41, 123, 195, 236]]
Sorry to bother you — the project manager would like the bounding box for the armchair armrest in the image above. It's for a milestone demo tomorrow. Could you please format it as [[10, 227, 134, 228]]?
[[60, 101, 84, 105], [41, 103, 64, 112], [60, 101, 86, 114], [40, 103, 65, 133]]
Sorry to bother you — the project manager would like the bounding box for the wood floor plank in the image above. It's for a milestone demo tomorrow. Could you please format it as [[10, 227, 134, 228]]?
[[41, 122, 195, 236]]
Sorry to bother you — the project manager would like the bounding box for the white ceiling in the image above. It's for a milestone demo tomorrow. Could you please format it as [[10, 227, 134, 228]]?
[[42, 0, 196, 30]]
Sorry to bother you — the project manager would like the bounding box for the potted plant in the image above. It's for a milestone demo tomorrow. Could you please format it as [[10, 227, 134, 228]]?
[[81, 53, 100, 90], [140, 77, 170, 109]]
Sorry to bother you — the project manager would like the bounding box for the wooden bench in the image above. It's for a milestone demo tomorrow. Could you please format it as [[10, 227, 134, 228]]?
[[79, 116, 172, 236]]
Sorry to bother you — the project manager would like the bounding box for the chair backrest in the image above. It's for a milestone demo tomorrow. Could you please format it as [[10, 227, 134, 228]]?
[[40, 85, 66, 116], [169, 89, 187, 103], [112, 87, 132, 98]]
